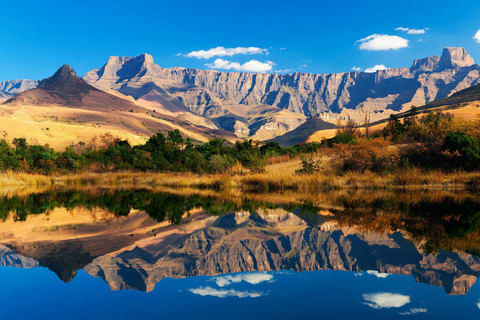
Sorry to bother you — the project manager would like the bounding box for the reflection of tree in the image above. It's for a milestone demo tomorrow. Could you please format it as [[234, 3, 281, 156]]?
[[2, 189, 480, 256], [333, 195, 480, 255], [0, 189, 287, 225]]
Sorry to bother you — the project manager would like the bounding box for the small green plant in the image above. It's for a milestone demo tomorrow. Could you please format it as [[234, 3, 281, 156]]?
[[296, 154, 323, 174]]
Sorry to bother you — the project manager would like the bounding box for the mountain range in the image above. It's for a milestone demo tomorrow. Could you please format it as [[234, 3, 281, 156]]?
[[1, 47, 479, 147]]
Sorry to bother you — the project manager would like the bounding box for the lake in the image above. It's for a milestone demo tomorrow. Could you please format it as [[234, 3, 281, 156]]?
[[0, 187, 479, 319]]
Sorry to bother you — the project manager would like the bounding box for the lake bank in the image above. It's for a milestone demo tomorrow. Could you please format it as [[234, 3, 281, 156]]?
[[1, 169, 480, 191]]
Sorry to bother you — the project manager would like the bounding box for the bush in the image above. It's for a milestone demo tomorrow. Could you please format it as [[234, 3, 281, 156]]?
[[442, 131, 480, 170], [335, 137, 399, 173], [296, 154, 322, 174]]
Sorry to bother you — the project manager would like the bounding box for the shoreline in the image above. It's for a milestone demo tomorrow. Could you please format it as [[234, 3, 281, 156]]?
[[1, 170, 479, 191]]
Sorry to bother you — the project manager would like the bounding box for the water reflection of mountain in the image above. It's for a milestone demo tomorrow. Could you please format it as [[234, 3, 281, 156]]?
[[0, 189, 480, 295]]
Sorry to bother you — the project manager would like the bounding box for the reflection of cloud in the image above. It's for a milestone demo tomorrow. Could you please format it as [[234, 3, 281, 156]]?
[[363, 292, 411, 309], [189, 286, 264, 298], [367, 270, 389, 278], [399, 308, 428, 315], [214, 273, 274, 287]]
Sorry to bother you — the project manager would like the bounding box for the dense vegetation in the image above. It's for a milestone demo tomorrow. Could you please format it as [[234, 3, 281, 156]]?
[[0, 131, 320, 175], [1, 107, 480, 176], [327, 108, 480, 173]]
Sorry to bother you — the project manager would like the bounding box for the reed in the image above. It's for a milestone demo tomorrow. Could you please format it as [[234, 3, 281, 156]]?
[[1, 169, 480, 191]]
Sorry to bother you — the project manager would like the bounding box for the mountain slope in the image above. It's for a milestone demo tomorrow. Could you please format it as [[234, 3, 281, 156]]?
[[0, 79, 38, 102], [84, 47, 480, 139], [1, 65, 237, 149], [305, 82, 480, 144], [84, 54, 308, 139], [268, 117, 336, 146]]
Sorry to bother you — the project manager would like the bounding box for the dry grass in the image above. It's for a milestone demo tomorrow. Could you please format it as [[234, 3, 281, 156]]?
[[0, 171, 54, 187], [1, 165, 480, 191]]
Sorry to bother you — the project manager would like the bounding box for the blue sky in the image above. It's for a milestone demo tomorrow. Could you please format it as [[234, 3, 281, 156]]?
[[1, 0, 480, 81]]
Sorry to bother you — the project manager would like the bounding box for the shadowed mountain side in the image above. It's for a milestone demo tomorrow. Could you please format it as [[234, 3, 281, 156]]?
[[84, 212, 480, 295], [0, 90, 13, 103], [268, 117, 336, 146]]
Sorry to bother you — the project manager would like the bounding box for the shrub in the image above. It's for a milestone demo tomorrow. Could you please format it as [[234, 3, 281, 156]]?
[[296, 154, 322, 174], [442, 131, 480, 170]]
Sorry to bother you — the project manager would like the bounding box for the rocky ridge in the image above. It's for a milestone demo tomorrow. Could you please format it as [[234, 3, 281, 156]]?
[[84, 47, 480, 138]]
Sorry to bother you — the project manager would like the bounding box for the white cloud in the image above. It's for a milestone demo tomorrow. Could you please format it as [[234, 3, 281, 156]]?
[[189, 286, 264, 298], [357, 34, 409, 51], [366, 270, 389, 278], [351, 66, 362, 72], [399, 308, 428, 316], [275, 69, 295, 73], [186, 47, 268, 59], [396, 27, 427, 35], [205, 59, 275, 73], [365, 65, 388, 73], [477, 300, 480, 309], [213, 273, 274, 287], [363, 292, 411, 309], [474, 30, 480, 43], [175, 53, 182, 56]]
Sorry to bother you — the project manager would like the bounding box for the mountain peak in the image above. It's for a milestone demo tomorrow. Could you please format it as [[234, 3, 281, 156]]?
[[38, 64, 82, 91], [439, 47, 475, 69], [36, 64, 96, 95], [54, 64, 77, 78]]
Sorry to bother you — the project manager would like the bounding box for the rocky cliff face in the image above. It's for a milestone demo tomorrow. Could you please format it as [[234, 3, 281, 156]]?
[[0, 79, 39, 102], [84, 47, 480, 135], [84, 212, 480, 295]]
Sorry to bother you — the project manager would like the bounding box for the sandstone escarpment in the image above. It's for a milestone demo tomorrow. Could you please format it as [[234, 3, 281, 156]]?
[[84, 48, 480, 129]]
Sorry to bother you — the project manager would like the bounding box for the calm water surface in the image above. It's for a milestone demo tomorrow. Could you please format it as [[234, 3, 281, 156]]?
[[0, 188, 480, 319]]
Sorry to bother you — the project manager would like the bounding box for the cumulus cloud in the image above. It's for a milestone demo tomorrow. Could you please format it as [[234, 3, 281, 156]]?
[[365, 65, 388, 73], [474, 30, 480, 43], [213, 273, 274, 287], [399, 308, 428, 316], [351, 66, 362, 72], [189, 286, 264, 298], [186, 47, 268, 59], [205, 59, 275, 73], [366, 270, 389, 278], [357, 34, 409, 51], [363, 292, 411, 309], [396, 27, 427, 35], [477, 300, 480, 309]]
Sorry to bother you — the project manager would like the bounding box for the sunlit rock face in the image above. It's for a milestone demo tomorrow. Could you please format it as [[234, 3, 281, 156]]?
[[84, 47, 480, 130]]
